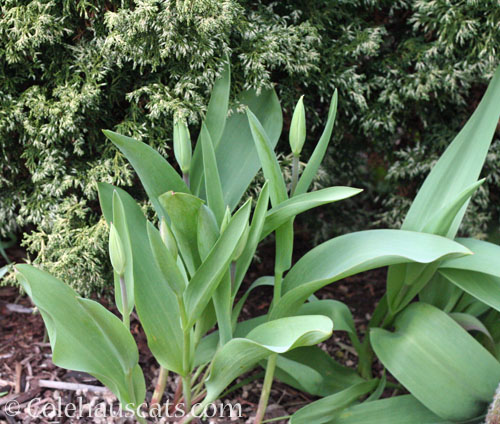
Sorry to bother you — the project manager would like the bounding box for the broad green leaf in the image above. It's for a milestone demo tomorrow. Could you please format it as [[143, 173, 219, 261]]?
[[439, 238, 500, 312], [197, 205, 219, 261], [98, 183, 184, 375], [261, 187, 362, 240], [111, 192, 134, 316], [421, 180, 484, 237], [387, 180, 484, 313], [215, 88, 282, 209], [247, 109, 287, 207], [213, 270, 233, 345], [441, 237, 500, 278], [298, 299, 356, 334], [330, 395, 456, 424], [194, 315, 267, 367], [295, 90, 338, 195], [232, 276, 274, 327], [190, 61, 231, 193], [277, 346, 365, 397], [402, 66, 500, 236], [246, 106, 293, 275], [483, 310, 500, 360], [193, 300, 217, 347], [274, 354, 325, 395], [184, 200, 251, 327], [439, 269, 500, 314], [205, 61, 231, 148], [160, 192, 204, 276], [201, 123, 225, 225], [103, 130, 189, 220], [449, 312, 495, 352], [271, 230, 471, 319], [371, 302, 500, 421], [291, 380, 378, 424], [147, 221, 186, 295], [419, 273, 462, 312], [204, 315, 333, 403], [234, 182, 269, 294], [16, 265, 145, 407], [275, 220, 294, 274], [366, 372, 386, 402]]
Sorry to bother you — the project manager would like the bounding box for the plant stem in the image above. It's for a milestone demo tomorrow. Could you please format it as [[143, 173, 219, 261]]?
[[254, 353, 278, 424], [357, 295, 388, 378], [151, 366, 168, 407], [179, 397, 211, 424], [119, 276, 130, 329], [191, 363, 208, 386], [273, 271, 283, 304], [136, 413, 148, 424], [290, 154, 300, 196], [182, 374, 192, 414], [177, 295, 192, 412], [262, 416, 292, 423], [183, 172, 190, 188], [192, 362, 212, 399]]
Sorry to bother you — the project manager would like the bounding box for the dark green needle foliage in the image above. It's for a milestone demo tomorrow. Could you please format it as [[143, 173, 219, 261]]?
[[1, 0, 499, 294]]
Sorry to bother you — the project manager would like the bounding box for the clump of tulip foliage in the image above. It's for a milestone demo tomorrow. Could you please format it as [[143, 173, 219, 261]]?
[[16, 63, 500, 423]]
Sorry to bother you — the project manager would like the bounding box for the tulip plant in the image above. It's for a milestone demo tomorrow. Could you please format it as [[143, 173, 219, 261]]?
[[15, 61, 500, 424]]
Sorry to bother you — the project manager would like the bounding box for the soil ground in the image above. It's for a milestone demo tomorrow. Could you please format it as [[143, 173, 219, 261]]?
[[0, 239, 391, 424]]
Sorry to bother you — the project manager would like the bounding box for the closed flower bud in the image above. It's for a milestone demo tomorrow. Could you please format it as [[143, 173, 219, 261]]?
[[173, 120, 192, 174], [109, 223, 126, 276], [160, 217, 178, 260], [289, 96, 306, 156]]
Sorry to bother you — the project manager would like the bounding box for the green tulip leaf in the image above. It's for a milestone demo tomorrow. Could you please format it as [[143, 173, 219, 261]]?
[[103, 130, 189, 221], [277, 346, 365, 397], [147, 221, 186, 296], [190, 61, 231, 193], [271, 230, 471, 319], [261, 186, 362, 240], [203, 315, 333, 403], [201, 123, 225, 225], [295, 90, 338, 196], [160, 191, 204, 276], [215, 88, 282, 209], [234, 182, 270, 294], [184, 200, 251, 327], [402, 66, 500, 237], [290, 380, 378, 424], [330, 395, 457, 424], [16, 265, 145, 408], [98, 183, 184, 375], [371, 302, 500, 421]]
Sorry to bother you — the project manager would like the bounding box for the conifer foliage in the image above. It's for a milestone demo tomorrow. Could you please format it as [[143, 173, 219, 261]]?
[[1, 0, 499, 293]]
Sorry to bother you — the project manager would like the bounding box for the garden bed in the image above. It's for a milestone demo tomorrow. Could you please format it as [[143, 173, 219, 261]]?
[[0, 242, 388, 423]]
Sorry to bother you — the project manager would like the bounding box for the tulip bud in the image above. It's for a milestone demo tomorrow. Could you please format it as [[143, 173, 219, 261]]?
[[289, 96, 306, 156], [160, 217, 178, 260], [173, 120, 192, 174], [109, 223, 126, 276]]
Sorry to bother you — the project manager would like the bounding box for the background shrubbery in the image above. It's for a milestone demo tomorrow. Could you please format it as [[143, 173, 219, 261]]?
[[1, 0, 499, 294]]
